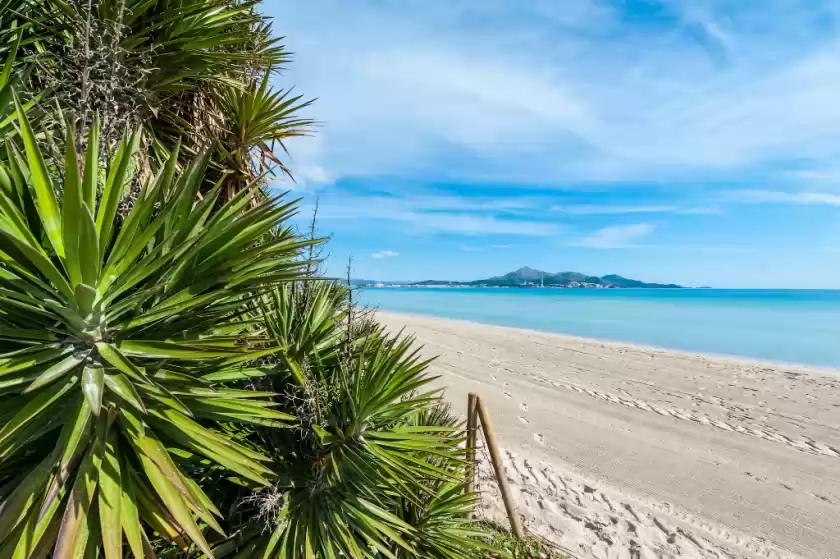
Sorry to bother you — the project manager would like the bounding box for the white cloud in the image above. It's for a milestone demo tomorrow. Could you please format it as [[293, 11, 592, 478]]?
[[298, 165, 332, 185], [386, 194, 536, 213], [721, 190, 840, 206], [421, 213, 558, 236], [371, 250, 400, 259], [276, 1, 840, 184], [677, 207, 723, 215], [784, 168, 840, 183], [552, 204, 723, 215], [307, 191, 561, 236], [552, 204, 677, 214], [578, 223, 657, 249]]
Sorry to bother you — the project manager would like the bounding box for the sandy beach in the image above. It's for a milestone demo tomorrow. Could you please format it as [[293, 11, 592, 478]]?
[[378, 311, 840, 559]]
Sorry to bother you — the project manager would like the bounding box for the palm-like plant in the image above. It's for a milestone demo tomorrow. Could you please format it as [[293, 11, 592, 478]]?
[[0, 1, 492, 556], [2, 0, 288, 135], [202, 282, 487, 558], [213, 75, 315, 200], [0, 102, 310, 557], [393, 405, 488, 559]]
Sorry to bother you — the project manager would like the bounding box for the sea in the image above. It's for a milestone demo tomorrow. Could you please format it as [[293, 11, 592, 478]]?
[[357, 288, 840, 369]]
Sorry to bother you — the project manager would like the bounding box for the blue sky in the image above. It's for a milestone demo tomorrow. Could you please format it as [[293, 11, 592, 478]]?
[[266, 0, 840, 288]]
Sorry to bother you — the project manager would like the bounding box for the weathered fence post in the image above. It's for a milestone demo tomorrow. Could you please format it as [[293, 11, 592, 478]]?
[[475, 395, 524, 539], [466, 393, 478, 517]]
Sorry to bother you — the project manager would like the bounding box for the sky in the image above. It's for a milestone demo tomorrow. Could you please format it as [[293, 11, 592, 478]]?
[[265, 0, 840, 288]]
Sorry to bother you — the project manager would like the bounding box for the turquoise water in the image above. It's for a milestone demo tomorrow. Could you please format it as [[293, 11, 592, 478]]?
[[358, 288, 840, 369]]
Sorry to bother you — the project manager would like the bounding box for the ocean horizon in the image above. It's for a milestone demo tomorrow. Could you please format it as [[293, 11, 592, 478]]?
[[358, 287, 840, 369]]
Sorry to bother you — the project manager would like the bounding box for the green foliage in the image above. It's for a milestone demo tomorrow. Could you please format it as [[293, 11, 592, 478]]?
[[0, 30, 40, 140], [466, 523, 569, 559], [213, 75, 315, 198], [0, 107, 310, 556], [0, 0, 312, 189], [0, 1, 496, 557], [1, 0, 287, 121], [199, 281, 490, 558]]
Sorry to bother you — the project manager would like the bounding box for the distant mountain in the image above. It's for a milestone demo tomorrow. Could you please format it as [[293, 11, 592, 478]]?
[[349, 279, 408, 286], [355, 267, 683, 289], [349, 279, 384, 286], [599, 274, 681, 288], [474, 267, 590, 287], [470, 267, 681, 288]]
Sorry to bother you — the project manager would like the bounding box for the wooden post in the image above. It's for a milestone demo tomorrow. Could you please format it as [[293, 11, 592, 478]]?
[[476, 396, 525, 539], [465, 393, 478, 517]]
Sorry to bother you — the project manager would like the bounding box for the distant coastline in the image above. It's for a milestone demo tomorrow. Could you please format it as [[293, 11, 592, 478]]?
[[354, 265, 684, 289], [360, 283, 660, 289]]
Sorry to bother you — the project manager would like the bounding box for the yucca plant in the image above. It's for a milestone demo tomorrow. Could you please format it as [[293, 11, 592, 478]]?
[[393, 404, 488, 559], [1, 0, 290, 140], [394, 481, 487, 559], [222, 336, 472, 558], [259, 281, 347, 373], [1, 0, 316, 214], [213, 75, 315, 200], [201, 281, 488, 558], [0, 100, 312, 557], [1, 2, 490, 556]]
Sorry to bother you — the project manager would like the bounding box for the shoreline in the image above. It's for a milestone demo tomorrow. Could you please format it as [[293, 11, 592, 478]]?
[[377, 311, 840, 559], [378, 310, 840, 376]]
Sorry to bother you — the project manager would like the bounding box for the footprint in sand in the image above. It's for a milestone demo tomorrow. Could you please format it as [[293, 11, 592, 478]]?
[[518, 416, 530, 425], [503, 392, 512, 399], [519, 402, 529, 412], [533, 432, 544, 445], [809, 492, 834, 504]]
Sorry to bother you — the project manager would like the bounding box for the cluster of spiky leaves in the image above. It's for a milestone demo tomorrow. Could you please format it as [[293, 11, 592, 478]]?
[[0, 0, 311, 191], [196, 282, 489, 559], [1, 0, 289, 138], [208, 74, 315, 200], [0, 100, 312, 556]]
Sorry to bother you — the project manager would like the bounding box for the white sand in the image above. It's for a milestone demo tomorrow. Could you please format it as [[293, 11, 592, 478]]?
[[378, 312, 840, 559]]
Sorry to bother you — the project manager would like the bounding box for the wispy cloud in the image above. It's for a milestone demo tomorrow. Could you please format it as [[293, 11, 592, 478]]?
[[388, 194, 536, 213], [551, 204, 722, 215], [278, 0, 840, 184], [721, 190, 840, 206], [678, 207, 723, 215], [784, 168, 840, 183], [371, 250, 400, 259], [420, 214, 559, 236], [297, 165, 332, 186], [302, 191, 561, 236], [577, 223, 657, 248], [552, 204, 676, 214]]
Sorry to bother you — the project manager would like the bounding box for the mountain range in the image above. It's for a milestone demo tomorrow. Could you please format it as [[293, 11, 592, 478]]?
[[354, 267, 683, 288]]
